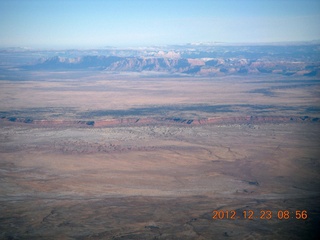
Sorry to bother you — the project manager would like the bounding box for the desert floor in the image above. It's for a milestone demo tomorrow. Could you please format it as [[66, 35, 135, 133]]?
[[0, 73, 319, 239]]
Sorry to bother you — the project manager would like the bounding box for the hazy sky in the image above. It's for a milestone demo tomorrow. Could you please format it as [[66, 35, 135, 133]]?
[[0, 0, 319, 48]]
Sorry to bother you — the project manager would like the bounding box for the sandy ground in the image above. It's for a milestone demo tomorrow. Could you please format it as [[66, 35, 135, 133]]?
[[0, 74, 320, 239], [1, 123, 319, 239]]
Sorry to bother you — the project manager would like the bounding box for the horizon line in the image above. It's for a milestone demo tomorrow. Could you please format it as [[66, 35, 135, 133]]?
[[1, 39, 320, 51]]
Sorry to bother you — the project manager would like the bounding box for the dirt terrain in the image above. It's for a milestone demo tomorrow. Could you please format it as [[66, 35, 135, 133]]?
[[0, 73, 320, 239]]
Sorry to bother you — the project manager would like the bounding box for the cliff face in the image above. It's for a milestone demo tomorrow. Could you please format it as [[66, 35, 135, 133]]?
[[1, 115, 319, 127], [24, 55, 319, 77], [104, 57, 190, 72]]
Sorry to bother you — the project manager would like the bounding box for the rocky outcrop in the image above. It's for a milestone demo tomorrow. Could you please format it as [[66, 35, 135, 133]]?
[[23, 54, 320, 76], [1, 115, 319, 128], [24, 56, 192, 73]]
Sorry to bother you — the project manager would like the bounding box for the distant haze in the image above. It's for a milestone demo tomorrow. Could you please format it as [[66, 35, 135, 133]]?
[[0, 0, 320, 48]]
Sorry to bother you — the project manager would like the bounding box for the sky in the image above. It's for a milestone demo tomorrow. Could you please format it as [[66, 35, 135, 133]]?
[[0, 0, 320, 48]]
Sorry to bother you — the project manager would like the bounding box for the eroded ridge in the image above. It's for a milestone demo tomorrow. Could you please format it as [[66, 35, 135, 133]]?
[[1, 115, 319, 127]]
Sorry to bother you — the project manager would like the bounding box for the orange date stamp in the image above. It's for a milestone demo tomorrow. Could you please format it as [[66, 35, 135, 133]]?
[[212, 210, 308, 220]]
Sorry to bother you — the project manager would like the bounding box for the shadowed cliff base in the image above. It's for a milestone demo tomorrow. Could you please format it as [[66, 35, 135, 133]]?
[[1, 115, 320, 128]]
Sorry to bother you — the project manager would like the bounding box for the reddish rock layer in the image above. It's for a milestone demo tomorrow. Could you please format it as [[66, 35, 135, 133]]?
[[1, 116, 319, 128]]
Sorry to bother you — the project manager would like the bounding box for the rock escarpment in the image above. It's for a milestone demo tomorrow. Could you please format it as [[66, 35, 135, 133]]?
[[1, 115, 319, 128], [24, 55, 319, 77]]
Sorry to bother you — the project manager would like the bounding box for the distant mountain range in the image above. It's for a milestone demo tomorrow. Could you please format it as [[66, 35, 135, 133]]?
[[22, 55, 319, 77], [17, 44, 320, 76]]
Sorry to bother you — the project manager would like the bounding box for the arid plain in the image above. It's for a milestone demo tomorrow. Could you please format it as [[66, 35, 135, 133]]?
[[0, 72, 320, 239]]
